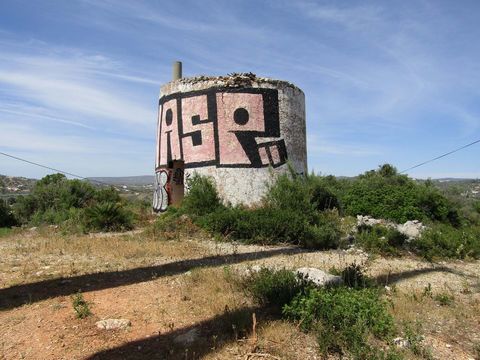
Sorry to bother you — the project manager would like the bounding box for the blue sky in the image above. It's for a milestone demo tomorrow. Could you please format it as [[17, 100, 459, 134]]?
[[1, 0, 479, 179]]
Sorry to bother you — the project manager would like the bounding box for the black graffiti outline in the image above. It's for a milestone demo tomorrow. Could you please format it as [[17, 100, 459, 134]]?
[[157, 87, 288, 169], [152, 170, 169, 213]]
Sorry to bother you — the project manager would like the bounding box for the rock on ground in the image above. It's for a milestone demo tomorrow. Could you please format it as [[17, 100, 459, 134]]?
[[96, 318, 131, 330], [356, 215, 425, 239], [173, 328, 200, 345], [295, 267, 343, 286]]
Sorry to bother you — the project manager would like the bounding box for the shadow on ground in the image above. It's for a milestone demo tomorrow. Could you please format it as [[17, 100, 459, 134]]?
[[87, 306, 261, 360], [0, 247, 305, 310], [373, 265, 474, 286]]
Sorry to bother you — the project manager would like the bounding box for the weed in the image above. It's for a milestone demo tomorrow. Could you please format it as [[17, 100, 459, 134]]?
[[0, 227, 12, 237], [283, 286, 396, 359], [71, 292, 91, 319], [341, 263, 369, 288], [434, 292, 454, 306], [403, 321, 433, 359], [412, 223, 480, 260], [243, 268, 310, 311], [422, 283, 432, 298], [356, 225, 407, 255], [83, 202, 134, 232], [181, 174, 223, 217]]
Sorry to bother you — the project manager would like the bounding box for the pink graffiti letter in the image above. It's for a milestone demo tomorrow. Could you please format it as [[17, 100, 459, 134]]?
[[216, 93, 265, 165], [181, 95, 215, 164], [158, 99, 181, 167]]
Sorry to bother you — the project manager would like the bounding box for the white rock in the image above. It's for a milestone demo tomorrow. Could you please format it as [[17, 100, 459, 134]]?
[[96, 319, 131, 330], [397, 220, 426, 239], [295, 267, 342, 286], [393, 337, 410, 348], [173, 328, 199, 345]]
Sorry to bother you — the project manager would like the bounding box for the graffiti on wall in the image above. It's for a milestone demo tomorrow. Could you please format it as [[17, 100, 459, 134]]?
[[155, 88, 288, 170], [152, 170, 169, 212]]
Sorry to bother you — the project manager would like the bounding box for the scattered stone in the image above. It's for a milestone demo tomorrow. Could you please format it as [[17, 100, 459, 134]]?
[[393, 337, 410, 348], [295, 267, 343, 286], [356, 215, 425, 240], [173, 328, 199, 345], [96, 319, 131, 330], [445, 344, 452, 349], [397, 220, 426, 240]]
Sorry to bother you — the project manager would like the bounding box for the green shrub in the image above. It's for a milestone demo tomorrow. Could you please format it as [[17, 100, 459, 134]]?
[[300, 210, 342, 249], [283, 287, 396, 358], [264, 169, 316, 222], [198, 206, 341, 249], [342, 164, 458, 225], [0, 201, 16, 227], [10, 174, 135, 233], [71, 292, 91, 319], [181, 174, 223, 217], [244, 268, 310, 310], [434, 293, 454, 306], [341, 263, 369, 288], [83, 202, 134, 232], [148, 207, 198, 239], [356, 225, 407, 255], [412, 223, 480, 260]]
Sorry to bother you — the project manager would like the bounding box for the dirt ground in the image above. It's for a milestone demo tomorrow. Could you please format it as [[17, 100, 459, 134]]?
[[0, 228, 479, 360]]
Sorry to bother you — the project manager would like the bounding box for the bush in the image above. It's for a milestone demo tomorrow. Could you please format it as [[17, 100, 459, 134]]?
[[283, 286, 396, 358], [10, 174, 136, 233], [300, 210, 342, 249], [0, 201, 16, 227], [341, 263, 369, 288], [181, 174, 223, 217], [356, 225, 407, 255], [243, 268, 310, 310], [199, 206, 310, 245], [342, 164, 458, 225], [148, 207, 198, 239], [72, 292, 91, 319], [434, 292, 454, 306], [83, 202, 134, 232], [264, 169, 316, 222], [412, 223, 480, 260]]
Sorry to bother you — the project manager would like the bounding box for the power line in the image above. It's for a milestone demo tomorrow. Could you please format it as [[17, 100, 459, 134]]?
[[400, 138, 480, 174], [0, 151, 110, 186]]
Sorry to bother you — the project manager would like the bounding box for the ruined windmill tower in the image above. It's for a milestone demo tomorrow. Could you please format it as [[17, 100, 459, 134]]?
[[153, 62, 307, 212]]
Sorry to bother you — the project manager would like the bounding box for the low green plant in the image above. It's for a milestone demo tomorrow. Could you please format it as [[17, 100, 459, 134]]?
[[243, 268, 310, 310], [148, 207, 186, 239], [356, 225, 407, 255], [71, 292, 91, 319], [181, 174, 223, 217], [403, 321, 433, 359], [83, 202, 134, 232], [434, 292, 454, 306], [422, 283, 432, 298], [412, 223, 480, 260], [283, 286, 396, 359], [341, 263, 370, 288], [0, 227, 12, 237], [0, 201, 16, 227]]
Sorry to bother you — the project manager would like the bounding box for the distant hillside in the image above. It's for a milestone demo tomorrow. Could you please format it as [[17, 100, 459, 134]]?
[[87, 175, 154, 186], [0, 175, 36, 196]]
